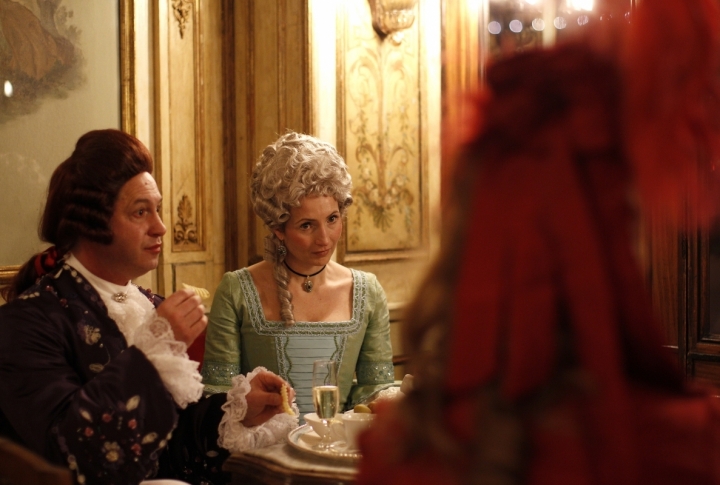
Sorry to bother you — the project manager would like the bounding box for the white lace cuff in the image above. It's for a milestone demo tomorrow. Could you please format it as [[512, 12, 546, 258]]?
[[129, 313, 204, 409], [217, 367, 299, 452]]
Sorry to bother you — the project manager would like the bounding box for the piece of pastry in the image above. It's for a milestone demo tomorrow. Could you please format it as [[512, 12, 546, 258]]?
[[182, 283, 210, 299], [280, 384, 294, 415]]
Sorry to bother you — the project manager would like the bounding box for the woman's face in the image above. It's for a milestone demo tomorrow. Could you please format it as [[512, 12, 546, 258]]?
[[274, 195, 342, 271]]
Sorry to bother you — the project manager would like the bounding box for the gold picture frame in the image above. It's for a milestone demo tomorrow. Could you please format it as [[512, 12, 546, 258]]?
[[0, 267, 19, 289], [0, 0, 136, 290]]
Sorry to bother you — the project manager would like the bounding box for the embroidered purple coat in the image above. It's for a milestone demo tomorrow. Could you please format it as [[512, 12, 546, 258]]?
[[0, 265, 229, 484]]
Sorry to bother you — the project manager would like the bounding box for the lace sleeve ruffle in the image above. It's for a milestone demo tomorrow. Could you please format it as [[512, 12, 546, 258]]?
[[217, 367, 299, 452], [128, 313, 204, 409]]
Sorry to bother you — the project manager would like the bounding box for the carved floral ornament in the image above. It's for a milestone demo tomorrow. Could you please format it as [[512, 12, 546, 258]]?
[[172, 0, 193, 39], [174, 195, 198, 245], [368, 0, 418, 44]]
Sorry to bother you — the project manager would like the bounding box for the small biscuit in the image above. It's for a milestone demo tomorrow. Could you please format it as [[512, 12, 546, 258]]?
[[353, 404, 372, 414], [280, 384, 294, 415], [182, 283, 210, 299]]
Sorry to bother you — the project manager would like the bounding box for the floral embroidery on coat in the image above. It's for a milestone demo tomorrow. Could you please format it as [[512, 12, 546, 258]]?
[[70, 395, 168, 479]]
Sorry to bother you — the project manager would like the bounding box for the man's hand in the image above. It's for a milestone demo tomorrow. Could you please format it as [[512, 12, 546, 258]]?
[[242, 371, 296, 427], [156, 288, 207, 346]]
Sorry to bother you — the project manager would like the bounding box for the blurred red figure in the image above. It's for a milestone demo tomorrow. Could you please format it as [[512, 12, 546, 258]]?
[[357, 0, 720, 484]]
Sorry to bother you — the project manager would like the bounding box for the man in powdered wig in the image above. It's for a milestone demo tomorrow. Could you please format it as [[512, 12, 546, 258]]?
[[0, 129, 297, 485]]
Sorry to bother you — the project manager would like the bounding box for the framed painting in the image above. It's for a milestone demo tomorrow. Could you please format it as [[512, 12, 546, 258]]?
[[0, 0, 135, 289]]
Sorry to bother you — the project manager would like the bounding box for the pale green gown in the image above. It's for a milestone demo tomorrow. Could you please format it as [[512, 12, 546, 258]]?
[[202, 268, 395, 415]]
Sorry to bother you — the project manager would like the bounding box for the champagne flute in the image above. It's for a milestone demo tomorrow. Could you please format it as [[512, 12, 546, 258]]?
[[312, 359, 339, 450]]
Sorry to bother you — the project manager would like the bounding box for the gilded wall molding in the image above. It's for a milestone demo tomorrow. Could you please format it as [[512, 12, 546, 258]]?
[[368, 0, 418, 44], [174, 194, 199, 244], [162, 0, 206, 254], [172, 0, 193, 39], [0, 265, 20, 288], [120, 0, 136, 135]]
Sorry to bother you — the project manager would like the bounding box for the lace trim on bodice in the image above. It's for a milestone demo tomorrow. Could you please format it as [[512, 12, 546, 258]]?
[[235, 268, 367, 336]]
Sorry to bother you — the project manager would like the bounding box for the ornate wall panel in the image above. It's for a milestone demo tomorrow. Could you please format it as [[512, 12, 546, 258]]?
[[155, 0, 224, 299], [167, 0, 204, 253], [337, 0, 433, 263]]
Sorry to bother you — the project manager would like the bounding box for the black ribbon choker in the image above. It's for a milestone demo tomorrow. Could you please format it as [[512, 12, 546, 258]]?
[[283, 261, 327, 293]]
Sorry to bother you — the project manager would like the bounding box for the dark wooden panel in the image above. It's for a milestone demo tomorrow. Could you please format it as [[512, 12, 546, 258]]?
[[690, 359, 720, 390], [643, 217, 681, 347]]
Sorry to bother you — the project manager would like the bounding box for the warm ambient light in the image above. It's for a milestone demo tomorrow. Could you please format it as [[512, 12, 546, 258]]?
[[3, 80, 12, 98], [568, 0, 594, 11]]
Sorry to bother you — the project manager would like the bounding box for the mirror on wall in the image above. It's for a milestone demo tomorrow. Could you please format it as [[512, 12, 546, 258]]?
[[483, 0, 634, 61]]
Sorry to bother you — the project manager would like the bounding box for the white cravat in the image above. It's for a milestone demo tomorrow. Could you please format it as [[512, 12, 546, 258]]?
[[63, 253, 203, 409], [65, 254, 154, 340]]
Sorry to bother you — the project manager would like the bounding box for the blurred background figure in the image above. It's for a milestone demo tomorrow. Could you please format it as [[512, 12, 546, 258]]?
[[358, 0, 720, 484]]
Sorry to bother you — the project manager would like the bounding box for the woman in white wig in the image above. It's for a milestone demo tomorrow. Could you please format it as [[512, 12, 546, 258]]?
[[202, 131, 394, 420]]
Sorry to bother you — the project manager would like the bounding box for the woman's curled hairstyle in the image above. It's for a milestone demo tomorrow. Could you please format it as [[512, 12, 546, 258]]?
[[1, 129, 153, 302], [250, 131, 352, 325]]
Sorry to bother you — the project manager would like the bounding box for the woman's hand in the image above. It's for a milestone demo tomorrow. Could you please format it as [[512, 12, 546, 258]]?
[[242, 371, 295, 427]]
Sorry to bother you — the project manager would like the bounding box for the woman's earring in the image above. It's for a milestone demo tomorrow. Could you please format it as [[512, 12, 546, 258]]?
[[277, 240, 287, 259]]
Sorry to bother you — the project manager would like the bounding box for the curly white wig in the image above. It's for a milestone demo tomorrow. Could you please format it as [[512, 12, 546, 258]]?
[[250, 131, 353, 325]]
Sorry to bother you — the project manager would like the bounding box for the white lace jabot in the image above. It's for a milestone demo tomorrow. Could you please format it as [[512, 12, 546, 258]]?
[[64, 254, 204, 409]]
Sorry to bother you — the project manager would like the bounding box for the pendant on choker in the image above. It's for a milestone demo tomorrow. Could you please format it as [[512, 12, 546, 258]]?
[[112, 292, 128, 303], [303, 279, 314, 293], [283, 261, 326, 293]]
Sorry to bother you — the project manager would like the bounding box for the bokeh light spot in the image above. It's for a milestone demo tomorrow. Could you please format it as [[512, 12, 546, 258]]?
[[532, 18, 545, 31]]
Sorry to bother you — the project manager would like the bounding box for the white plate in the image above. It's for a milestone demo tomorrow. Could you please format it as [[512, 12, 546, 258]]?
[[287, 424, 362, 462]]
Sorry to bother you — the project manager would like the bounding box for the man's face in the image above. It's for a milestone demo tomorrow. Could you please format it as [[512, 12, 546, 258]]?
[[101, 172, 166, 283]]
